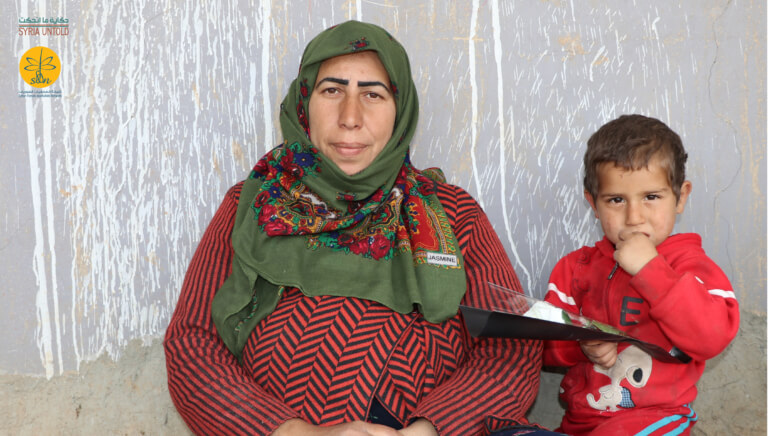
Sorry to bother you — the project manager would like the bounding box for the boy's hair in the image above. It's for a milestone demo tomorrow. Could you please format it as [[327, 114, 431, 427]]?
[[583, 114, 688, 201]]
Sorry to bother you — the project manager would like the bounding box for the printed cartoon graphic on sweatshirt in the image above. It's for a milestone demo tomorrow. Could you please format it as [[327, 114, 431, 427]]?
[[586, 345, 653, 412]]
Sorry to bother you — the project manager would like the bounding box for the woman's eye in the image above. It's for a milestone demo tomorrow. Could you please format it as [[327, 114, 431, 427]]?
[[320, 87, 339, 95], [365, 91, 382, 99]]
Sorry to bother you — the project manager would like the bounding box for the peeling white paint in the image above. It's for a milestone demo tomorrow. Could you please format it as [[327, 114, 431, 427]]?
[[28, 101, 55, 379], [469, 0, 481, 207], [259, 0, 273, 154], [491, 0, 531, 292]]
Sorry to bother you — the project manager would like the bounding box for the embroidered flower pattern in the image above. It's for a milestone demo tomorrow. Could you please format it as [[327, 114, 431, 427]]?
[[248, 144, 458, 264], [296, 78, 310, 136], [349, 37, 369, 51]]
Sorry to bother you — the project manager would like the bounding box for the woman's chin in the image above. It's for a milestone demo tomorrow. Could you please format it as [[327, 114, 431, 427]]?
[[332, 159, 373, 176]]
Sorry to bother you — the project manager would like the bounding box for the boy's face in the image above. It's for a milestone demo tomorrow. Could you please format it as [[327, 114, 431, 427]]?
[[585, 156, 692, 247]]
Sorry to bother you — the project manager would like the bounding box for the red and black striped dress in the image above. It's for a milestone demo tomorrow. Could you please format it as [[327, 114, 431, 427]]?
[[164, 180, 542, 435]]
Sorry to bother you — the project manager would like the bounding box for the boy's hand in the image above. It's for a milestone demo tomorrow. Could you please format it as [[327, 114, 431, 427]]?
[[614, 230, 658, 275], [580, 340, 618, 369]]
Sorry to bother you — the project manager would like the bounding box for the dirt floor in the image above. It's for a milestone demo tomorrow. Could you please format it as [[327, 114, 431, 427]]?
[[2, 310, 764, 435]]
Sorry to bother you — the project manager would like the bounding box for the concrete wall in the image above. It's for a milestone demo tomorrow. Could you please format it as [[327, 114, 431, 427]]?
[[2, 0, 765, 434]]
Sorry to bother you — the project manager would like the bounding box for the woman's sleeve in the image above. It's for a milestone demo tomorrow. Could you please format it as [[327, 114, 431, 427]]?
[[413, 185, 543, 435], [163, 183, 300, 435]]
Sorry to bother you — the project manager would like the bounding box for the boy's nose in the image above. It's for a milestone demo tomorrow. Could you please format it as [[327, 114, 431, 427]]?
[[625, 202, 644, 225], [339, 96, 362, 129]]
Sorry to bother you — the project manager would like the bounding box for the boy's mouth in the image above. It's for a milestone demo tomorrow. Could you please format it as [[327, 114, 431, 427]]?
[[618, 230, 651, 241]]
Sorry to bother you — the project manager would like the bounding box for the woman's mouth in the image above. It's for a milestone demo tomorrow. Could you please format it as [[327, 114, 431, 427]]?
[[332, 143, 367, 157]]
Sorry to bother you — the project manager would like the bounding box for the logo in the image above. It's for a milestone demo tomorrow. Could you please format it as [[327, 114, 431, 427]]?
[[18, 16, 70, 36], [19, 46, 61, 88]]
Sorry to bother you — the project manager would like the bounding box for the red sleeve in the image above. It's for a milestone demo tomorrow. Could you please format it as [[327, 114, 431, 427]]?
[[541, 253, 591, 367], [163, 183, 300, 435], [630, 251, 739, 361], [413, 184, 543, 435]]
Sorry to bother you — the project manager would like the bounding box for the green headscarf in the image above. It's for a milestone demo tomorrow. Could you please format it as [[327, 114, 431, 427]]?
[[212, 21, 467, 359]]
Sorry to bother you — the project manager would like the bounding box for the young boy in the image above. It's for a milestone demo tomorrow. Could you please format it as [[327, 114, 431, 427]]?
[[543, 114, 739, 435]]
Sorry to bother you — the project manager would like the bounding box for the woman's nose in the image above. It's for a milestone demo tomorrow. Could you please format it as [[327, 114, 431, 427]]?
[[338, 96, 362, 129]]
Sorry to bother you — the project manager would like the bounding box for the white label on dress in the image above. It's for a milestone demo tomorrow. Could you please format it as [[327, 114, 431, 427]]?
[[427, 252, 458, 267]]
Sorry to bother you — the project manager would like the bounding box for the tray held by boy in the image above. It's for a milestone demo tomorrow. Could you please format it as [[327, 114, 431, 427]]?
[[459, 283, 690, 364]]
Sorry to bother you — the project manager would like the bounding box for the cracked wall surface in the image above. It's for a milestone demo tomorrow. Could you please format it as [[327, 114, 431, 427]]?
[[1, 0, 765, 434]]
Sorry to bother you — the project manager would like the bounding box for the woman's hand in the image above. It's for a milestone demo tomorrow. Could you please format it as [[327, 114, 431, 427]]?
[[273, 419, 402, 436], [580, 340, 618, 369], [399, 419, 438, 436]]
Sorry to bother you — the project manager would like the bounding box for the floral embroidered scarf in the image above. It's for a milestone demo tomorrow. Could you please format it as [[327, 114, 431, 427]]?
[[212, 21, 466, 358]]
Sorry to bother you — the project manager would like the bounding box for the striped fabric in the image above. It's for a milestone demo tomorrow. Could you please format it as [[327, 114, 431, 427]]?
[[164, 181, 542, 435], [635, 405, 697, 436]]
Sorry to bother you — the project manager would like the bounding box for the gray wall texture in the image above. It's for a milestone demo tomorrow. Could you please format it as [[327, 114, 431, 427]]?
[[2, 0, 765, 434]]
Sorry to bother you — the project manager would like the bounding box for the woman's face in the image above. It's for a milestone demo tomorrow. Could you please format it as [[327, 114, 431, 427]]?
[[308, 51, 396, 176]]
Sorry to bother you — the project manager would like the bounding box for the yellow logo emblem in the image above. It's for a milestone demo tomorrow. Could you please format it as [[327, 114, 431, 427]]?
[[19, 46, 61, 88]]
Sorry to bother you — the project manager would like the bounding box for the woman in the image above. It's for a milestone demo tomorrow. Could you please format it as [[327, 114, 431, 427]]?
[[164, 21, 544, 435]]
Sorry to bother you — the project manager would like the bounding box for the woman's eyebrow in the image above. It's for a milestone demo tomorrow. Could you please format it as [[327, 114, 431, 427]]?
[[316, 77, 390, 92], [317, 77, 349, 86], [358, 81, 388, 90]]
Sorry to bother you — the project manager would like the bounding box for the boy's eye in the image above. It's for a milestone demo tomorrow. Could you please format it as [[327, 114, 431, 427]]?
[[607, 197, 624, 204], [646, 194, 660, 200]]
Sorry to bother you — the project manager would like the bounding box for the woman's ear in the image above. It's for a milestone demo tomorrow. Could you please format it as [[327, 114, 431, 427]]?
[[676, 180, 693, 214], [584, 190, 599, 218]]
